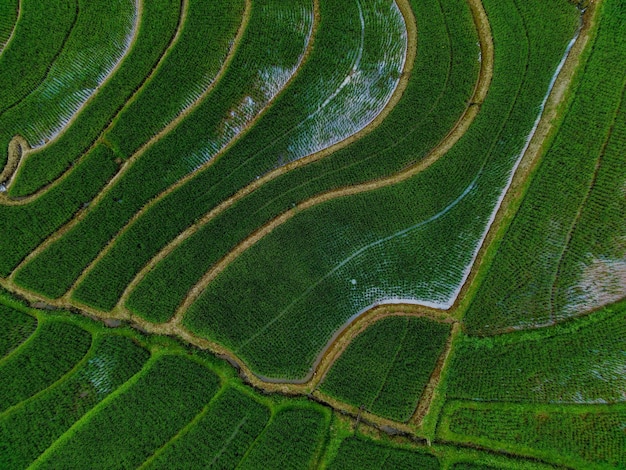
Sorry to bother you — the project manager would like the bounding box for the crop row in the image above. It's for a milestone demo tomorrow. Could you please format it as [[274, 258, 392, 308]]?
[[447, 305, 626, 404], [439, 400, 626, 469], [0, 303, 37, 357], [0, 0, 77, 118], [321, 316, 450, 422], [13, 0, 314, 302], [124, 0, 478, 325], [0, 0, 137, 179], [182, 0, 580, 379], [69, 0, 408, 313], [8, 0, 183, 197], [0, 0, 19, 52], [466, 0, 626, 334]]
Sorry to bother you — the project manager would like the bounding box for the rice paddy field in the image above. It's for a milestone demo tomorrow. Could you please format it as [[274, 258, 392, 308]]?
[[0, 0, 624, 467]]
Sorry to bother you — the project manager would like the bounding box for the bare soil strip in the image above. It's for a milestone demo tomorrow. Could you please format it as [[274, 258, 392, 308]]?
[[6, 0, 252, 280], [452, 1, 600, 319], [65, 0, 319, 299], [0, 0, 144, 197], [114, 0, 415, 314]]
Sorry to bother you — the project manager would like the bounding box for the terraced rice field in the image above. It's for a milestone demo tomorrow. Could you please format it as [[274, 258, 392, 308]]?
[[0, 0, 624, 467]]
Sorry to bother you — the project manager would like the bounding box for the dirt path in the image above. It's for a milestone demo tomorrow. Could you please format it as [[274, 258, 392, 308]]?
[[0, 0, 144, 197], [6, 0, 251, 280], [64, 0, 318, 299], [451, 0, 600, 319]]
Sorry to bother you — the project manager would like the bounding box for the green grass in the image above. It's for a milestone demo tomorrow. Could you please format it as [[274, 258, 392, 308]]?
[[0, 0, 78, 118], [439, 401, 626, 469], [447, 305, 626, 404], [31, 353, 221, 469], [327, 436, 440, 469], [321, 317, 450, 422], [8, 0, 183, 197], [0, 333, 149, 469], [237, 405, 331, 470], [14, 0, 313, 301], [125, 0, 479, 324], [465, 0, 626, 334], [0, 318, 92, 413], [142, 386, 270, 469], [0, 304, 36, 358], [183, 0, 580, 379]]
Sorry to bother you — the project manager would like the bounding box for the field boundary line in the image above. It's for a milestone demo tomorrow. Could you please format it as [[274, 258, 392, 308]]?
[[0, 0, 143, 195], [114, 0, 417, 316], [63, 0, 318, 301], [451, 0, 601, 320], [5, 0, 252, 281], [0, 0, 188, 204]]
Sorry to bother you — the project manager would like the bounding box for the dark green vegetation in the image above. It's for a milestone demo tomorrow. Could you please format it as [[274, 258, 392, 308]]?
[[1, 0, 625, 467], [466, 0, 626, 334], [321, 316, 450, 422]]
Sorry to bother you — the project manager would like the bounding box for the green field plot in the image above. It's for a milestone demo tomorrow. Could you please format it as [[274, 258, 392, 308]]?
[[125, 0, 480, 324], [142, 386, 270, 469], [0, 0, 136, 173], [71, 0, 410, 313], [439, 401, 626, 469], [0, 333, 149, 469], [466, 0, 626, 334], [447, 306, 626, 404], [0, 318, 92, 413], [328, 436, 440, 469], [13, 0, 313, 302], [183, 0, 580, 379], [32, 353, 221, 469], [0, 0, 19, 51], [320, 316, 450, 422], [0, 304, 36, 358], [7, 0, 183, 197], [237, 405, 330, 470], [0, 0, 77, 116]]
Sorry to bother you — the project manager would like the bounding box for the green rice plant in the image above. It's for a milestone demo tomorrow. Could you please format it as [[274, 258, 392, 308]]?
[[0, 0, 136, 171], [121, 0, 479, 323], [465, 0, 626, 334], [2, 144, 117, 277], [103, 0, 246, 160], [0, 318, 92, 413], [0, 0, 78, 116], [0, 304, 36, 358], [31, 353, 221, 469], [321, 317, 450, 422], [237, 405, 330, 470], [0, 0, 19, 51], [8, 0, 183, 197], [14, 0, 313, 301], [447, 306, 626, 404], [440, 401, 626, 469], [328, 436, 440, 469], [142, 386, 270, 469], [182, 0, 579, 379], [0, 333, 149, 469]]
